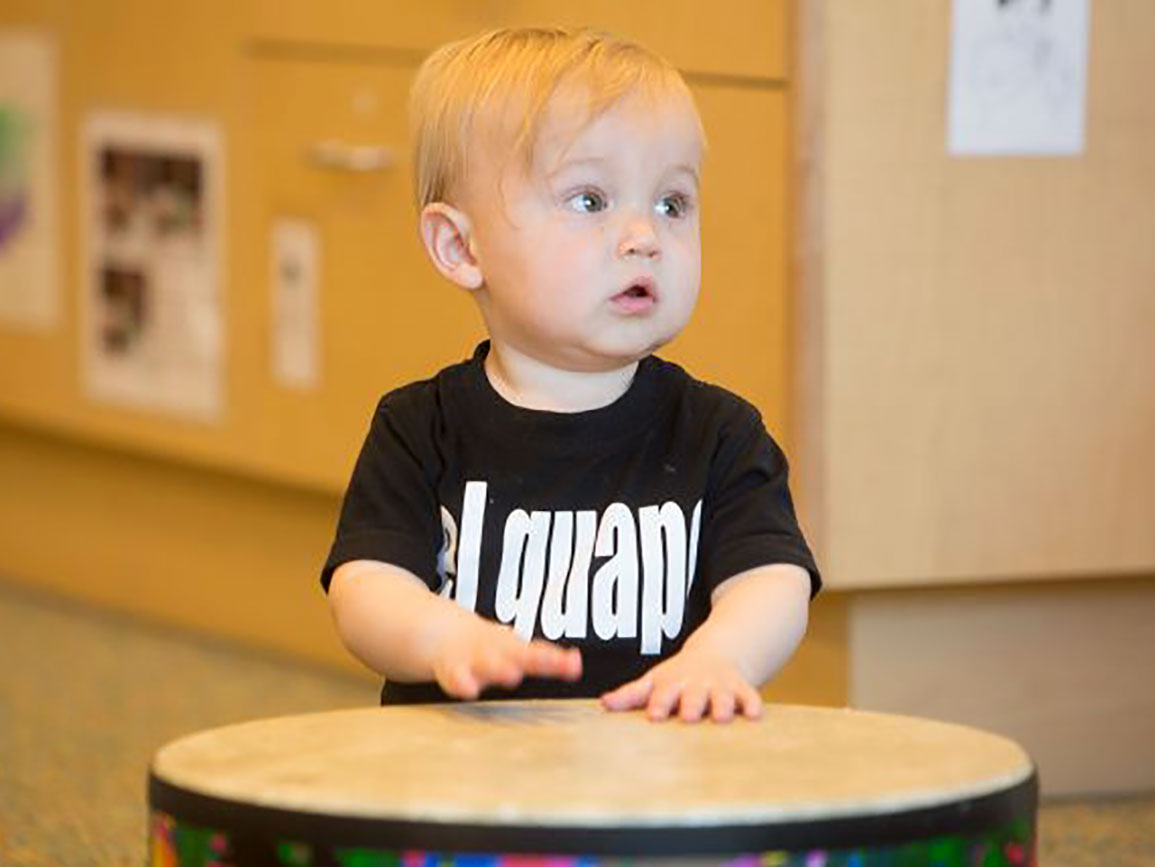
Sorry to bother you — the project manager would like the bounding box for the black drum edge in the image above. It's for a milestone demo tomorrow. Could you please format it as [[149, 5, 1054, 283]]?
[[148, 770, 1038, 857]]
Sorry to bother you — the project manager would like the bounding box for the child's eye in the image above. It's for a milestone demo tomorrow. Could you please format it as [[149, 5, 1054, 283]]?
[[565, 190, 608, 214], [656, 193, 692, 219]]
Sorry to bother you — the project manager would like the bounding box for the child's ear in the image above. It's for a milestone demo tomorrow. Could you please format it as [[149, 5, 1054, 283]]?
[[418, 203, 483, 290]]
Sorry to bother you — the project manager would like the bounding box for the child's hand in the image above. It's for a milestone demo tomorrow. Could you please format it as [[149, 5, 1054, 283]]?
[[599, 646, 763, 723], [430, 614, 582, 700]]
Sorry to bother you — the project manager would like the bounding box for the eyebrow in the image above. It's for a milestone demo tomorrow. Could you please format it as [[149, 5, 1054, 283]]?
[[548, 157, 701, 186], [669, 164, 701, 186], [546, 156, 606, 179]]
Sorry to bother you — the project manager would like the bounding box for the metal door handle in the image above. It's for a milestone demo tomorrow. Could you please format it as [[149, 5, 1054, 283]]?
[[307, 140, 395, 172]]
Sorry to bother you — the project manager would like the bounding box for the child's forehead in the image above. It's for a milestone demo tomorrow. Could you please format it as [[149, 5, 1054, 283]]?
[[457, 87, 704, 203], [542, 93, 701, 161], [476, 92, 703, 184]]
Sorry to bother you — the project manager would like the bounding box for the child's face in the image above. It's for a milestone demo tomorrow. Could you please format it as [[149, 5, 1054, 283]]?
[[461, 91, 703, 372]]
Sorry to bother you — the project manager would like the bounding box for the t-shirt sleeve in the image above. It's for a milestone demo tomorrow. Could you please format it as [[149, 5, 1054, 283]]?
[[319, 392, 442, 593], [697, 404, 822, 598]]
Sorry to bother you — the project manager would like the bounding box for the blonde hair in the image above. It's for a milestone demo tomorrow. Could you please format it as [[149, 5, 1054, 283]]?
[[410, 27, 702, 209]]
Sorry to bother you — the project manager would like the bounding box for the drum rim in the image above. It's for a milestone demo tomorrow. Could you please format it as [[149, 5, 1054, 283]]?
[[148, 769, 1038, 855]]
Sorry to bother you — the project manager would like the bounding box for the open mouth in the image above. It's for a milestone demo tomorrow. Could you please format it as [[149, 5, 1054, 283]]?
[[613, 277, 656, 302], [611, 280, 657, 313]]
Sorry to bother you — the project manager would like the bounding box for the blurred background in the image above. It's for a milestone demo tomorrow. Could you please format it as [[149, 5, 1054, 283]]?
[[0, 0, 1152, 864]]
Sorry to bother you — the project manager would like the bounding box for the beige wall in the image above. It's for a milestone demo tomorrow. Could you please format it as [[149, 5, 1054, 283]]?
[[796, 0, 1155, 589], [793, 1, 1155, 797]]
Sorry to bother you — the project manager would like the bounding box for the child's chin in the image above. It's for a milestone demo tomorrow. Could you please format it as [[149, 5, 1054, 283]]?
[[599, 336, 677, 363]]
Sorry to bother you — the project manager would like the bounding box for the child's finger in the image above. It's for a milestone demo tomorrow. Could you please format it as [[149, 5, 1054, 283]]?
[[475, 649, 523, 688], [645, 682, 682, 721], [523, 642, 582, 680], [440, 663, 481, 700], [678, 684, 710, 723], [709, 688, 737, 724], [566, 652, 583, 680], [600, 675, 653, 711], [552, 646, 582, 679], [736, 683, 765, 720]]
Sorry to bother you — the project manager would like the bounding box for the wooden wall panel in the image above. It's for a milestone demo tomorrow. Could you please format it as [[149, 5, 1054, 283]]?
[[849, 580, 1155, 796], [0, 422, 356, 672], [797, 0, 1155, 587], [248, 0, 790, 81]]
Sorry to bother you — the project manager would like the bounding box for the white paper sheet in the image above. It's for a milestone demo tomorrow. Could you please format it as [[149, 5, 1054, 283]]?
[[271, 218, 320, 390], [948, 0, 1091, 156]]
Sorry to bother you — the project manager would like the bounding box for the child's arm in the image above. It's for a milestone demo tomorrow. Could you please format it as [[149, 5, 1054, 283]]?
[[600, 563, 811, 723], [328, 560, 582, 699]]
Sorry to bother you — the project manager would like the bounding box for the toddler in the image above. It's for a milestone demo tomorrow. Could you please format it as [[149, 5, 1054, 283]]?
[[322, 27, 820, 723]]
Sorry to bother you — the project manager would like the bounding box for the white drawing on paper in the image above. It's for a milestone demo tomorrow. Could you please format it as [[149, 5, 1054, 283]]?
[[948, 0, 1091, 156]]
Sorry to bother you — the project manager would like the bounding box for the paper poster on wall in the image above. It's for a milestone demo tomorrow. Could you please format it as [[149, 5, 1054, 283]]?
[[270, 217, 320, 390], [0, 31, 59, 329], [947, 0, 1091, 156], [82, 112, 224, 420]]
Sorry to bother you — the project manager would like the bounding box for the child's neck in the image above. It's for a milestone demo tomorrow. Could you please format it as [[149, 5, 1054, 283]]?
[[484, 342, 639, 413]]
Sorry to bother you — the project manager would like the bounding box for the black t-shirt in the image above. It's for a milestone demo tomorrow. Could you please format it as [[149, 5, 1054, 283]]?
[[322, 342, 820, 704]]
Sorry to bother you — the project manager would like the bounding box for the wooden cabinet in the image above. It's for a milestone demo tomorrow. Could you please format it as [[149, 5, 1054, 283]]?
[[248, 0, 789, 80], [238, 56, 484, 480], [0, 0, 798, 492]]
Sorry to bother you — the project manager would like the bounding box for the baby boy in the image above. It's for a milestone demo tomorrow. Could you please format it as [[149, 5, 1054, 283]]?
[[322, 27, 821, 723]]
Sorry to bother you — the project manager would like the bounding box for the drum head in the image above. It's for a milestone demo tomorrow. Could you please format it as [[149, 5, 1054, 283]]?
[[149, 700, 1036, 854]]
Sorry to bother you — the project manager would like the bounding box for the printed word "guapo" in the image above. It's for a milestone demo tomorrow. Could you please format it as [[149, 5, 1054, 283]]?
[[438, 481, 703, 655]]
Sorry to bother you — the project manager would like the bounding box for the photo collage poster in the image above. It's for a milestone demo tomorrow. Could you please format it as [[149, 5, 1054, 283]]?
[[83, 112, 224, 419]]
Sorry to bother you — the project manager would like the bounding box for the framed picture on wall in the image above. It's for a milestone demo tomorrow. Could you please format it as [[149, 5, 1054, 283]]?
[[81, 111, 224, 420]]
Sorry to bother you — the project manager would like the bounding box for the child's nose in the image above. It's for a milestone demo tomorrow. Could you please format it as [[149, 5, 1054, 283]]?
[[616, 215, 660, 260]]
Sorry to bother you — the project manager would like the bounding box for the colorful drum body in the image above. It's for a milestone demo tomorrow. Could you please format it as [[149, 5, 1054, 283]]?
[[148, 700, 1037, 867]]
